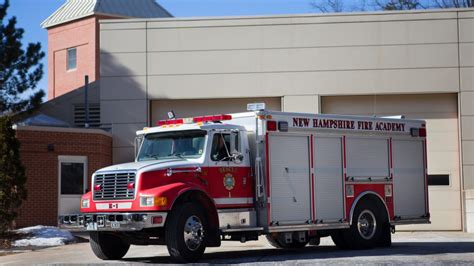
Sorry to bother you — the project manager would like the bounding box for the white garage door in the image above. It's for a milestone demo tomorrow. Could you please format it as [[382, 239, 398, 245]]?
[[321, 94, 461, 231], [151, 97, 281, 122]]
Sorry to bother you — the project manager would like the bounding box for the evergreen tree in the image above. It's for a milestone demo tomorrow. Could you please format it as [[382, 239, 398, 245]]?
[[0, 116, 26, 234], [0, 0, 45, 115]]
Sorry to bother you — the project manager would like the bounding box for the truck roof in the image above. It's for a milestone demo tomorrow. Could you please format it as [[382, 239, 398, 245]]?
[[137, 110, 425, 136], [136, 122, 248, 136]]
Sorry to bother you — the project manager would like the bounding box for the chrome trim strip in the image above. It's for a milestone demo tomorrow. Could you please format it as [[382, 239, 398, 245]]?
[[58, 212, 167, 232], [221, 227, 264, 233], [268, 222, 350, 233], [166, 167, 201, 177], [214, 197, 254, 205], [391, 218, 430, 225]]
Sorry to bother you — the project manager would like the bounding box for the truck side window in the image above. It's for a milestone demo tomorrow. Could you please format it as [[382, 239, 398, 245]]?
[[211, 133, 239, 161]]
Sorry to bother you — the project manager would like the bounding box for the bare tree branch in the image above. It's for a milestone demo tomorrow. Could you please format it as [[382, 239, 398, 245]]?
[[310, 0, 344, 12], [433, 0, 473, 7], [373, 0, 426, 10]]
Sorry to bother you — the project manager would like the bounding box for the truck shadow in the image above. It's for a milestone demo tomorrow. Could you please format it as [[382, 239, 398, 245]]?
[[122, 242, 474, 264]]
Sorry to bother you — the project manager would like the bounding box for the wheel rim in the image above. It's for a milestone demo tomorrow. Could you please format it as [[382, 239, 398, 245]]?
[[183, 215, 204, 251], [357, 209, 377, 240]]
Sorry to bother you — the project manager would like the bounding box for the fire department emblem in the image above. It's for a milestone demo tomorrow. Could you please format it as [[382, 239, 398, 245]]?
[[223, 173, 235, 191]]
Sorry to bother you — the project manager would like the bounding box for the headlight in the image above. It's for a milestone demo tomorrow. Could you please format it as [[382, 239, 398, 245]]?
[[81, 198, 90, 208], [140, 196, 167, 207]]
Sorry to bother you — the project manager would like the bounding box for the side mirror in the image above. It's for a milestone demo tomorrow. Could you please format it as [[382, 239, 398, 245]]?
[[229, 130, 243, 163], [233, 153, 244, 162], [229, 131, 238, 154], [134, 135, 144, 159]]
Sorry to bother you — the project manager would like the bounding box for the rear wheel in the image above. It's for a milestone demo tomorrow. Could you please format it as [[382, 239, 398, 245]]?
[[330, 230, 351, 250], [343, 200, 385, 249], [89, 232, 130, 260], [165, 202, 208, 263]]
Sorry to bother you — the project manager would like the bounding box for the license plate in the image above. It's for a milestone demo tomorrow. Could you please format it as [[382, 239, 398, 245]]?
[[86, 222, 98, 231], [110, 222, 121, 229]]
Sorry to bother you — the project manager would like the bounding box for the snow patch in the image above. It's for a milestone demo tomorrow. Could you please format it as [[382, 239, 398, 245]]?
[[12, 225, 75, 247]]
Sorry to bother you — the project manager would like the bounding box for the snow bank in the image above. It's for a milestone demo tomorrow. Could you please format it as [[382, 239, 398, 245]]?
[[12, 225, 75, 247]]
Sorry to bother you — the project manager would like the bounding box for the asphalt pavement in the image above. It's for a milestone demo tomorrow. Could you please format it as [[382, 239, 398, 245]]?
[[1, 232, 473, 264]]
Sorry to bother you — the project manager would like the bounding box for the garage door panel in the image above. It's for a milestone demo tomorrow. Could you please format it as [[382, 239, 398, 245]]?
[[428, 151, 459, 172], [322, 94, 458, 115], [321, 93, 461, 230], [151, 97, 281, 122], [428, 132, 459, 152], [429, 190, 462, 211]]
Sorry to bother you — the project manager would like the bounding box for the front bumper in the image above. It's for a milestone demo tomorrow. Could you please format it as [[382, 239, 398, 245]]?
[[59, 212, 168, 232]]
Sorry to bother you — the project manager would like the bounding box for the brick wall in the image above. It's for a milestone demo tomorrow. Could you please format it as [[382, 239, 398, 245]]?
[[14, 127, 112, 228], [46, 15, 121, 100]]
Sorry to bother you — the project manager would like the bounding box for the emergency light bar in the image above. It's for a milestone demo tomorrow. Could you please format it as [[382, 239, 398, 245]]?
[[157, 114, 232, 126]]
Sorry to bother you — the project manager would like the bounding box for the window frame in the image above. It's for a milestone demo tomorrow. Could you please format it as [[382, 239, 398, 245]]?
[[210, 132, 240, 162], [136, 130, 208, 162], [58, 155, 88, 196], [67, 47, 77, 71]]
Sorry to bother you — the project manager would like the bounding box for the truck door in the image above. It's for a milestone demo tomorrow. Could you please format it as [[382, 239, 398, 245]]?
[[313, 136, 345, 222], [392, 139, 427, 219], [268, 134, 311, 225], [207, 131, 253, 208]]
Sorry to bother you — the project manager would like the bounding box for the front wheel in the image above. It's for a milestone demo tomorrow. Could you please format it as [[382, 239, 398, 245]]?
[[89, 232, 130, 260], [165, 202, 208, 263]]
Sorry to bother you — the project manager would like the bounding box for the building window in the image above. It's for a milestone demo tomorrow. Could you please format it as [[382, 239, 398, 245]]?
[[67, 48, 77, 70], [60, 162, 85, 195], [74, 104, 100, 128], [427, 174, 450, 186]]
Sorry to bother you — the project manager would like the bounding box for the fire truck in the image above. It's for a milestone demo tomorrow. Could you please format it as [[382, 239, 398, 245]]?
[[59, 103, 430, 262]]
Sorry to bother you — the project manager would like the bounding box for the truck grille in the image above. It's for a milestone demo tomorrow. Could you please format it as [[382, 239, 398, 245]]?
[[93, 172, 136, 200]]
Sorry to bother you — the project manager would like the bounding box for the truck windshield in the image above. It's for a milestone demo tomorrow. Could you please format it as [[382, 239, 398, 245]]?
[[137, 130, 207, 161]]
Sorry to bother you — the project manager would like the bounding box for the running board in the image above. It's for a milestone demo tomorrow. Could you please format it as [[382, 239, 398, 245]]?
[[268, 222, 350, 233], [221, 227, 264, 233]]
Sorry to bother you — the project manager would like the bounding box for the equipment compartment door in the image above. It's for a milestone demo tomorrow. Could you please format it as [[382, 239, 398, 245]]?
[[392, 139, 427, 218], [268, 134, 311, 224], [313, 136, 344, 222]]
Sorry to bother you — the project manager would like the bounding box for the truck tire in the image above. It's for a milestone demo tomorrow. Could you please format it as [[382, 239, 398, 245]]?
[[89, 232, 130, 260], [265, 234, 308, 249], [343, 200, 385, 249], [330, 230, 351, 250], [308, 237, 320, 246], [165, 202, 208, 263], [377, 221, 392, 247]]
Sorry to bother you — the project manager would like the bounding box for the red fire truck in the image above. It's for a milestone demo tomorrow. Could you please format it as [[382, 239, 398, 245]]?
[[59, 103, 429, 262]]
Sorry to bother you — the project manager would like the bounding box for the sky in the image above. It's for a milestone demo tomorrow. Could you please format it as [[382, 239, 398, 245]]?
[[5, 0, 373, 99]]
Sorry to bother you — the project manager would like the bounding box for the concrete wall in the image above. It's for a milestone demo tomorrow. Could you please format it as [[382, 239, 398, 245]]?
[[100, 8, 474, 230], [459, 10, 474, 232]]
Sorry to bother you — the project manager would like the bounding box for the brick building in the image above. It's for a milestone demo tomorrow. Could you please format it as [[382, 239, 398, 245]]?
[[42, 0, 171, 99], [12, 0, 172, 227], [14, 126, 112, 227]]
